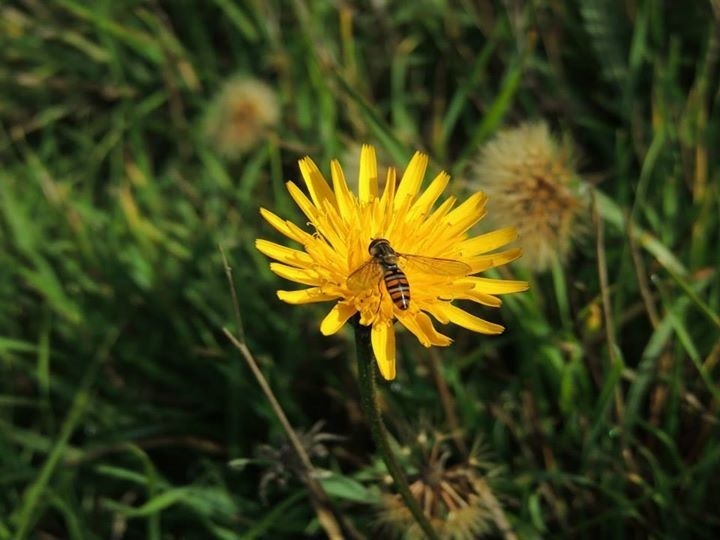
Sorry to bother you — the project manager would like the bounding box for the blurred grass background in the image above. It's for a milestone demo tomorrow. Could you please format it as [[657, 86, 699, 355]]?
[[1, 0, 719, 538]]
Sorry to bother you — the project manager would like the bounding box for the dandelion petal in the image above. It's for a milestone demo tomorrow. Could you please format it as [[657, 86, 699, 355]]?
[[398, 311, 452, 347], [408, 171, 450, 219], [269, 263, 319, 286], [379, 166, 397, 211], [299, 157, 337, 209], [278, 288, 337, 304], [459, 227, 518, 255], [371, 322, 396, 380], [330, 159, 355, 220], [470, 277, 529, 294], [466, 248, 523, 273], [394, 151, 428, 211], [259, 208, 308, 244], [359, 145, 378, 203], [437, 304, 505, 334], [286, 182, 320, 222], [414, 311, 453, 346], [319, 303, 356, 335], [444, 192, 488, 234], [255, 239, 313, 267], [455, 289, 503, 307]]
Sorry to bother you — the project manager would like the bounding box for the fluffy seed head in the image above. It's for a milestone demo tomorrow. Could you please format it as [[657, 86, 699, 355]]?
[[203, 76, 280, 157], [472, 122, 586, 272]]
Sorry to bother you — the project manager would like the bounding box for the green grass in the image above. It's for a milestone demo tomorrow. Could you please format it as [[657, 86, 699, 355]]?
[[1, 0, 719, 538]]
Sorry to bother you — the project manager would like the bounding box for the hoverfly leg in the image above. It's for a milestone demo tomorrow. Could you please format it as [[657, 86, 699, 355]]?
[[374, 279, 384, 317]]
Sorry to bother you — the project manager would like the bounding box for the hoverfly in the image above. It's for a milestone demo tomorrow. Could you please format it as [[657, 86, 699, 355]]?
[[346, 238, 471, 310]]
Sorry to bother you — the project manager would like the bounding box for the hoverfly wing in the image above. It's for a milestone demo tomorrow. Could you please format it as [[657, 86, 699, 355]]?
[[399, 254, 471, 276], [346, 259, 384, 292]]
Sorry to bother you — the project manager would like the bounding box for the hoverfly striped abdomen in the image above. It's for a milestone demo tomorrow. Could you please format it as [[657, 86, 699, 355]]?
[[382, 265, 411, 310]]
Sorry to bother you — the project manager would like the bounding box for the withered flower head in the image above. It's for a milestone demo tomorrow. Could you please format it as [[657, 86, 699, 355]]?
[[254, 421, 342, 503], [376, 430, 506, 539]]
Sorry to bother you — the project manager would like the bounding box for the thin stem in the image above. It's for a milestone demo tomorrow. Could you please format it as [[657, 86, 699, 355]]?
[[220, 246, 361, 540], [476, 480, 518, 540], [223, 329, 346, 540], [592, 192, 625, 420], [427, 348, 467, 456], [353, 322, 440, 540]]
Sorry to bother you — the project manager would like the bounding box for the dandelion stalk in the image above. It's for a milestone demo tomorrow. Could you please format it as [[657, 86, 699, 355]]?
[[353, 320, 440, 540]]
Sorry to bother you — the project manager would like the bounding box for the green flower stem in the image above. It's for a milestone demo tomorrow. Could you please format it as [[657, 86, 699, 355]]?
[[353, 322, 440, 540]]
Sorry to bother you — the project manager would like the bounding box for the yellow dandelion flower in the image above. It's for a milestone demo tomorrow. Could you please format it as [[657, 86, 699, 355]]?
[[203, 76, 279, 157], [472, 121, 587, 272], [256, 145, 527, 380]]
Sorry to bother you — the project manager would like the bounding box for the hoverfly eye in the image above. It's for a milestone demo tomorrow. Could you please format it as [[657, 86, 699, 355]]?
[[368, 238, 380, 255]]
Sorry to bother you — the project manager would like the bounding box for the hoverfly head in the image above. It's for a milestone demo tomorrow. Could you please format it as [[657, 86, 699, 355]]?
[[368, 237, 390, 256]]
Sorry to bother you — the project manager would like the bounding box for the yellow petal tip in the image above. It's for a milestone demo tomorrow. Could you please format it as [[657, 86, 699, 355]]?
[[377, 359, 396, 380]]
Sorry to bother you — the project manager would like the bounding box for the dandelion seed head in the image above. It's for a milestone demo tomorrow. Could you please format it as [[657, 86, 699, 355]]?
[[472, 122, 587, 272], [203, 76, 279, 158]]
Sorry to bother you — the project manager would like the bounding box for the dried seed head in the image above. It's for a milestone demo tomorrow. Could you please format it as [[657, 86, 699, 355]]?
[[375, 432, 505, 539], [203, 76, 279, 158], [255, 421, 342, 503], [472, 122, 587, 272]]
